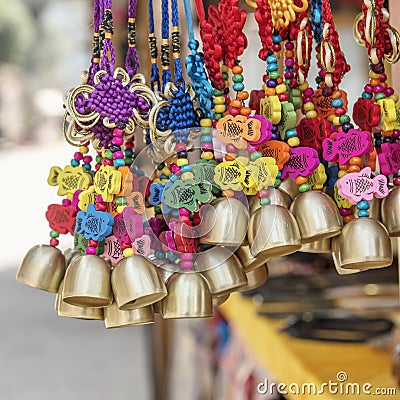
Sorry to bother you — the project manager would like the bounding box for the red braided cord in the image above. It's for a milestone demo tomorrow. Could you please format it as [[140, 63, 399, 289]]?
[[255, 0, 274, 60]]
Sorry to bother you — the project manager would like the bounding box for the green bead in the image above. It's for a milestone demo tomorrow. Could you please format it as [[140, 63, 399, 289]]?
[[316, 77, 323, 84], [339, 115, 350, 125], [124, 157, 133, 165], [116, 196, 127, 206], [50, 230, 59, 238], [299, 183, 311, 192], [212, 186, 221, 196], [374, 93, 386, 100], [250, 151, 263, 161], [260, 197, 271, 206], [157, 162, 166, 170], [274, 178, 281, 187], [232, 74, 244, 83], [154, 205, 162, 214], [396, 169, 400, 177], [269, 71, 280, 80], [105, 149, 113, 160], [213, 89, 224, 96], [222, 72, 229, 80], [96, 155, 103, 163], [214, 113, 223, 120]]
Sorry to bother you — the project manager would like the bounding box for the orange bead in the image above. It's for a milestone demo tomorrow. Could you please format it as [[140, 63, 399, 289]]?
[[230, 99, 242, 109], [222, 190, 234, 197], [237, 91, 249, 100], [232, 65, 243, 74], [370, 78, 380, 86], [348, 165, 360, 173], [225, 154, 236, 161], [339, 164, 349, 170], [382, 130, 393, 137], [343, 215, 355, 224], [265, 88, 276, 96], [274, 52, 281, 59], [349, 157, 362, 165], [382, 82, 387, 89], [277, 77, 283, 84], [332, 90, 342, 99], [295, 176, 308, 185], [240, 107, 251, 116], [285, 50, 294, 58]]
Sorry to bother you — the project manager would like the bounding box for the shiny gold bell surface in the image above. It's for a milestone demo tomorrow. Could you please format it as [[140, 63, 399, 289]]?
[[239, 264, 269, 292], [279, 178, 300, 200], [290, 191, 343, 243], [104, 301, 154, 328], [248, 187, 292, 214], [235, 245, 266, 272], [152, 266, 175, 314], [161, 272, 213, 319], [338, 218, 392, 270], [197, 247, 247, 295], [62, 255, 113, 308], [248, 205, 301, 259], [55, 280, 104, 320], [212, 293, 230, 308], [200, 197, 249, 246], [382, 187, 400, 236], [63, 248, 82, 265], [111, 255, 167, 310], [331, 237, 361, 275], [300, 238, 332, 254], [16, 245, 66, 293]]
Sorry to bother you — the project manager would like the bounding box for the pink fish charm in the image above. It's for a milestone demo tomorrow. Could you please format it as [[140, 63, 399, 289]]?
[[322, 129, 372, 165], [337, 167, 388, 204], [378, 141, 400, 176], [133, 235, 151, 257], [122, 206, 143, 242], [104, 235, 124, 264], [281, 147, 320, 179], [112, 214, 130, 243]]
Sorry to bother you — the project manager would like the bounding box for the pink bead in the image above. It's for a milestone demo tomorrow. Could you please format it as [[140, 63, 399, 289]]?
[[285, 42, 294, 50], [181, 253, 193, 261], [170, 164, 180, 174], [303, 96, 313, 103], [112, 136, 124, 146], [334, 107, 346, 116], [113, 128, 124, 137], [181, 261, 193, 270], [229, 107, 240, 116], [385, 87, 394, 97], [83, 156, 92, 163], [62, 199, 71, 206], [393, 130, 400, 139], [339, 207, 352, 217], [373, 85, 384, 94], [86, 246, 97, 255], [380, 74, 388, 82], [318, 70, 325, 78], [179, 208, 190, 216], [364, 84, 373, 94], [74, 152, 83, 161], [201, 143, 213, 151], [175, 142, 187, 152], [258, 189, 270, 198], [180, 215, 190, 223], [284, 71, 294, 79], [96, 195, 104, 203], [113, 151, 124, 159], [225, 144, 237, 153], [285, 59, 294, 67], [303, 88, 314, 97]]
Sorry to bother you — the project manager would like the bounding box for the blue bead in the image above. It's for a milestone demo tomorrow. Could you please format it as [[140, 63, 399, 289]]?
[[180, 165, 192, 173], [267, 63, 279, 72], [267, 55, 278, 64], [83, 163, 91, 170], [124, 149, 133, 156], [267, 79, 277, 88], [362, 92, 373, 99], [156, 251, 165, 259], [171, 210, 179, 218], [167, 251, 178, 262], [272, 35, 282, 43], [357, 201, 370, 210], [286, 129, 297, 138], [160, 174, 167, 180], [233, 82, 245, 92], [170, 174, 179, 182], [71, 159, 80, 167], [357, 210, 370, 218], [332, 98, 344, 108], [114, 158, 125, 167], [201, 135, 213, 143], [277, 171, 282, 178]]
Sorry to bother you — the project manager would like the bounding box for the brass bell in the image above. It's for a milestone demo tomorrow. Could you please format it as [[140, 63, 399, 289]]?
[[382, 187, 400, 236], [248, 187, 292, 215], [197, 247, 247, 295], [152, 266, 175, 314], [17, 245, 66, 293], [331, 237, 361, 275], [62, 255, 113, 308], [239, 264, 269, 292], [338, 218, 392, 270], [104, 302, 154, 328], [300, 238, 332, 254], [111, 255, 167, 310], [279, 178, 300, 200], [235, 245, 266, 272], [248, 205, 301, 259], [55, 280, 104, 320], [212, 293, 230, 308], [63, 248, 82, 265], [290, 191, 342, 243], [161, 272, 213, 319], [200, 197, 249, 246]]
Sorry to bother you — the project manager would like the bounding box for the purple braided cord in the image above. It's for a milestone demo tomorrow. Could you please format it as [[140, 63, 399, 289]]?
[[100, 0, 115, 73], [125, 0, 140, 77], [88, 0, 102, 84]]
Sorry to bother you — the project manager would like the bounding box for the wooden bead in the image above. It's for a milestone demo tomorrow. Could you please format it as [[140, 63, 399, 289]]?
[[338, 170, 348, 178], [230, 99, 242, 109], [200, 118, 212, 127], [348, 165, 360, 173], [222, 190, 234, 197], [306, 110, 318, 119], [181, 172, 194, 181], [295, 176, 308, 185], [225, 154, 236, 161], [220, 64, 229, 73], [201, 151, 214, 160], [123, 248, 134, 257], [349, 157, 362, 165], [177, 158, 189, 166], [237, 91, 249, 100], [332, 90, 342, 99], [339, 164, 349, 170], [214, 104, 226, 113], [240, 107, 251, 116], [265, 88, 276, 96], [275, 84, 287, 94], [214, 96, 225, 105], [370, 78, 380, 86], [287, 137, 300, 147], [343, 215, 355, 224], [303, 102, 315, 112], [232, 65, 243, 74]]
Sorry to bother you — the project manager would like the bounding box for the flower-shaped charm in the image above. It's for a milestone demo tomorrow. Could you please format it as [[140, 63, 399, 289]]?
[[214, 158, 247, 191], [353, 98, 380, 131], [78, 186, 96, 211], [47, 165, 92, 197], [281, 147, 320, 179], [277, 101, 297, 140], [104, 235, 124, 264], [308, 163, 327, 190], [122, 206, 144, 242], [112, 214, 130, 244], [250, 157, 279, 189], [75, 204, 114, 241], [297, 118, 330, 151], [133, 235, 151, 257], [260, 95, 281, 124], [377, 98, 397, 131], [149, 182, 165, 206], [216, 115, 250, 149], [93, 165, 122, 202], [258, 140, 290, 170], [378, 141, 400, 176], [45, 204, 76, 235]]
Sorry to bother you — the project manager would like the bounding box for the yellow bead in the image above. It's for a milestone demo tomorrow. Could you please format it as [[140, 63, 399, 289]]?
[[390, 94, 399, 103], [213, 96, 225, 105], [153, 178, 160, 183], [117, 205, 126, 214], [306, 110, 318, 119], [214, 104, 226, 113], [369, 71, 380, 79], [102, 149, 107, 158], [201, 151, 214, 160], [220, 64, 229, 73], [200, 118, 212, 127], [80, 145, 89, 154], [160, 179, 169, 185], [287, 137, 300, 147], [177, 158, 189, 166], [327, 114, 336, 122], [181, 172, 194, 181], [162, 167, 171, 176], [332, 117, 340, 126], [123, 248, 134, 258], [262, 83, 267, 91], [275, 84, 287, 94], [298, 82, 309, 91], [303, 102, 315, 112], [338, 170, 348, 178]]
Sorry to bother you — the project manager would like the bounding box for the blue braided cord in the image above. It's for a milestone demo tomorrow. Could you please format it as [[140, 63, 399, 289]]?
[[171, 0, 184, 85], [310, 0, 323, 44], [148, 0, 161, 90], [162, 0, 172, 90], [183, 0, 213, 119]]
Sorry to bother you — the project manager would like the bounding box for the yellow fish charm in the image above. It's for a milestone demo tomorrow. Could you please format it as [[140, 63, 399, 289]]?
[[47, 165, 92, 197], [93, 165, 122, 202]]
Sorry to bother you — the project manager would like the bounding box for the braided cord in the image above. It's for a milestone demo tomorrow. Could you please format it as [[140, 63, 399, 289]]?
[[125, 0, 140, 77], [100, 0, 116, 73], [148, 0, 160, 90], [88, 0, 101, 84], [171, 0, 183, 85], [161, 0, 172, 90]]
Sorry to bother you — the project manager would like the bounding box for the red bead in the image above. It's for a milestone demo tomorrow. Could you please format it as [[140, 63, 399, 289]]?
[[229, 107, 241, 116], [95, 163, 101, 170], [278, 93, 289, 101], [102, 158, 113, 166], [334, 107, 346, 116], [88, 239, 98, 247], [394, 177, 400, 186], [125, 142, 134, 149], [272, 44, 281, 52], [50, 238, 59, 247], [120, 241, 132, 250], [96, 203, 107, 211]]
